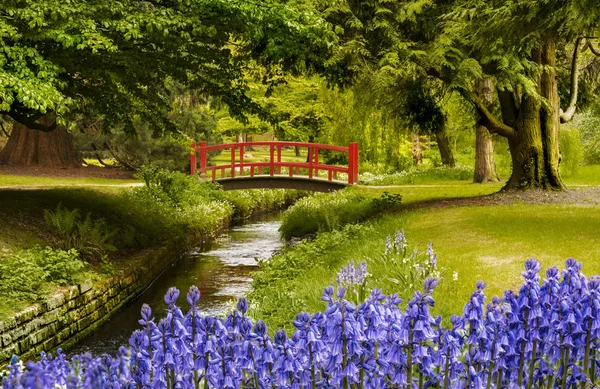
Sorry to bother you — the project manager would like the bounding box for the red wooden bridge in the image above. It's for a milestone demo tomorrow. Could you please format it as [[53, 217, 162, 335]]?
[[190, 141, 358, 192]]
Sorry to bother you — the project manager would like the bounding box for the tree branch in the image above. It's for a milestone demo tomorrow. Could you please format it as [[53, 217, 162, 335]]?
[[560, 38, 584, 123], [497, 89, 519, 128], [8, 111, 57, 132], [104, 141, 138, 170], [0, 120, 10, 138], [462, 90, 515, 139], [585, 41, 600, 56]]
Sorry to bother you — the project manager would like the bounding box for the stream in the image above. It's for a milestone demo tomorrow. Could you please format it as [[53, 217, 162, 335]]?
[[69, 212, 283, 356]]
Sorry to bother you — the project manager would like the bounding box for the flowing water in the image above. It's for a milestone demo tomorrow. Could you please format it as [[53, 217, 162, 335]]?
[[69, 212, 283, 356]]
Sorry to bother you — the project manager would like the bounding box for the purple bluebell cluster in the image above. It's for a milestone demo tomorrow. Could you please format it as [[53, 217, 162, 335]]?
[[2, 259, 600, 389]]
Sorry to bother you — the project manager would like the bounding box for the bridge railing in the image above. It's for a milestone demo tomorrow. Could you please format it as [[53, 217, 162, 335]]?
[[190, 141, 359, 184]]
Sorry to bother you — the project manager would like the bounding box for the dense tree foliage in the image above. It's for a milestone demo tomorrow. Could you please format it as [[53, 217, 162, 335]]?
[[0, 0, 335, 166]]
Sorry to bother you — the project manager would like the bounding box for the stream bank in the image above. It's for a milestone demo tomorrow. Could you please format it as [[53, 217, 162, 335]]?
[[69, 212, 283, 356], [0, 188, 299, 365]]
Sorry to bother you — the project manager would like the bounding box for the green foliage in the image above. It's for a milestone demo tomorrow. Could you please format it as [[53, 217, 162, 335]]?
[[250, 223, 373, 332], [129, 166, 303, 242], [0, 247, 84, 301], [560, 126, 584, 177], [33, 247, 86, 286], [73, 82, 222, 172], [44, 203, 117, 261], [574, 109, 600, 165], [0, 0, 335, 133], [358, 165, 473, 185], [279, 188, 401, 239]]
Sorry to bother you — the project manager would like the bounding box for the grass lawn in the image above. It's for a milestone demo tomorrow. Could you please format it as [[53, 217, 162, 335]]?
[[0, 174, 140, 187], [251, 170, 600, 331], [357, 181, 503, 204]]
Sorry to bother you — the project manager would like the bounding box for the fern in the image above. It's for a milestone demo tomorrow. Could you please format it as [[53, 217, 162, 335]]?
[[44, 203, 79, 250], [44, 204, 117, 262]]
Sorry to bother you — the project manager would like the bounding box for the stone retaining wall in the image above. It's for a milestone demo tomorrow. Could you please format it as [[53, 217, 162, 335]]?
[[0, 244, 182, 364]]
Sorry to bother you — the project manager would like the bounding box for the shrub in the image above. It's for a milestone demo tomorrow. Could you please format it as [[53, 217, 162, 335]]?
[[127, 166, 302, 243], [575, 109, 600, 165], [4, 258, 599, 389], [0, 247, 84, 301], [560, 125, 584, 176], [358, 164, 473, 185], [279, 189, 400, 239], [44, 203, 117, 261]]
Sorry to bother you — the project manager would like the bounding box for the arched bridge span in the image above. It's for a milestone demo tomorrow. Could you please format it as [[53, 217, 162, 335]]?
[[190, 141, 358, 192]]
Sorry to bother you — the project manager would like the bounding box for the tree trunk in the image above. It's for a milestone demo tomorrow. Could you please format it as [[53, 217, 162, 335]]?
[[473, 124, 499, 183], [0, 121, 82, 168], [473, 78, 499, 183], [503, 40, 564, 190], [412, 133, 423, 165], [435, 127, 455, 166]]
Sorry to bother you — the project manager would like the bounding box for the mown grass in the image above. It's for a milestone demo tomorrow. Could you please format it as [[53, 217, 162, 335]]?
[[0, 174, 140, 187], [250, 202, 600, 332]]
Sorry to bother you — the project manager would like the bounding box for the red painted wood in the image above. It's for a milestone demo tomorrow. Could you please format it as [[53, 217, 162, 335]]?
[[239, 145, 244, 176], [269, 144, 275, 176], [347, 143, 354, 184], [277, 145, 282, 174], [190, 141, 359, 184], [230, 147, 235, 178]]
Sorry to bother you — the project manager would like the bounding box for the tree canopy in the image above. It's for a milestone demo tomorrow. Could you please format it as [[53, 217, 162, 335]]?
[[0, 0, 335, 134]]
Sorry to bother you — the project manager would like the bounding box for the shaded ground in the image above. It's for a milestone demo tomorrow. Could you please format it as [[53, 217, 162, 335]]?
[[0, 165, 134, 179]]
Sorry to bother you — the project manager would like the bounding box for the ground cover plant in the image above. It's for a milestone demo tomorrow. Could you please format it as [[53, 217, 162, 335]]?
[[358, 165, 474, 186], [2, 258, 599, 389], [279, 188, 402, 239]]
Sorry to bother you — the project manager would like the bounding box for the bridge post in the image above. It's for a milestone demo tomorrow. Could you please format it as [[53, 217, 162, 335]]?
[[239, 144, 244, 176], [277, 145, 282, 174], [199, 141, 206, 178], [230, 146, 236, 178], [190, 142, 197, 175], [308, 146, 313, 179], [348, 142, 359, 184], [269, 144, 275, 176], [352, 142, 359, 183]]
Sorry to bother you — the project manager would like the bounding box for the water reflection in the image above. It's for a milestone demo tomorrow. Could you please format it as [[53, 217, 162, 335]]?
[[69, 212, 282, 356]]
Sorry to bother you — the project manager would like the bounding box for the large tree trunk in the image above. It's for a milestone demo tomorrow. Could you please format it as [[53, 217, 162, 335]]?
[[503, 40, 564, 190], [0, 122, 82, 168], [474, 125, 499, 183], [435, 127, 455, 166]]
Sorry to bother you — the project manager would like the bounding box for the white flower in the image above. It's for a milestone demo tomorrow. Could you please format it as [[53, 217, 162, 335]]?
[[452, 271, 459, 281]]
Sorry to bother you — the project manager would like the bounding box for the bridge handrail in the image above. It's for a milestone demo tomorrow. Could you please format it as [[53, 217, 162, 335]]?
[[190, 141, 359, 184], [200, 141, 349, 153]]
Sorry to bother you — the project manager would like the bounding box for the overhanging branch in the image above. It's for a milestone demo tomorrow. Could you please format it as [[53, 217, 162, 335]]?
[[586, 41, 600, 56], [560, 38, 584, 123], [462, 90, 515, 139], [8, 111, 57, 132]]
